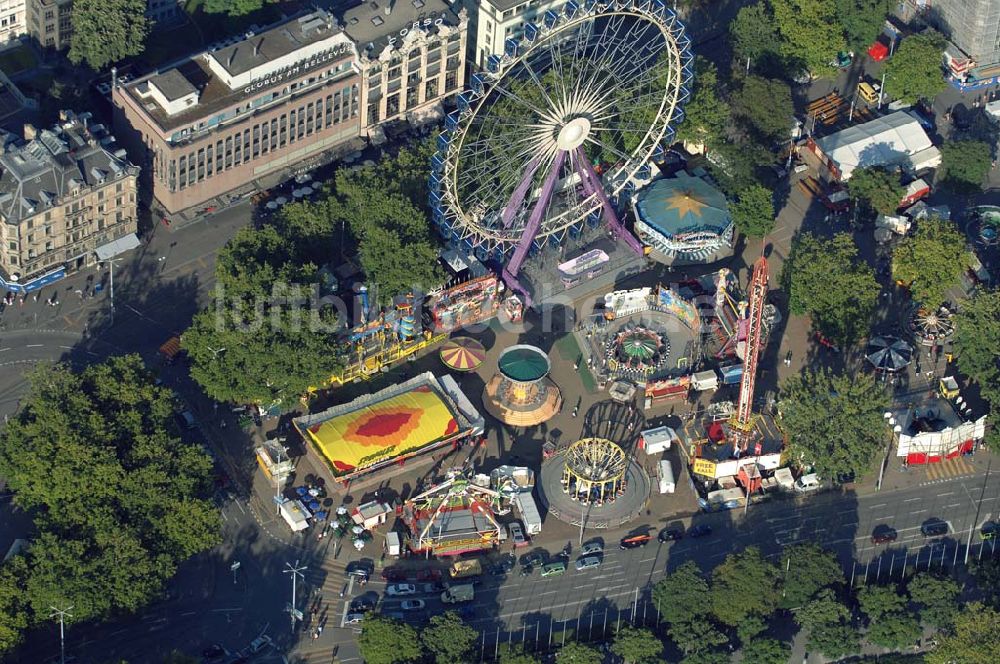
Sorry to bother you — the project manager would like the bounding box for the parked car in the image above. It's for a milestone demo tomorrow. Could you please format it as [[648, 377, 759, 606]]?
[[202, 644, 228, 659], [492, 553, 516, 575], [980, 522, 997, 541], [541, 562, 567, 577], [350, 597, 376, 612], [688, 525, 713, 538], [248, 635, 272, 653], [381, 567, 407, 582], [619, 534, 651, 549], [400, 599, 426, 611], [508, 521, 528, 547], [580, 541, 603, 556], [385, 583, 417, 596], [344, 613, 365, 625], [658, 528, 683, 543], [921, 520, 949, 538], [872, 526, 898, 545], [575, 556, 602, 571]]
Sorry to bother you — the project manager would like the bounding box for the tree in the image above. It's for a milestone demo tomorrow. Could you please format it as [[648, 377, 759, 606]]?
[[730, 4, 779, 63], [835, 0, 892, 52], [704, 139, 772, 196], [771, 0, 847, 77], [779, 369, 890, 481], [357, 615, 423, 664], [610, 626, 663, 664], [555, 642, 603, 664], [884, 31, 948, 105], [499, 646, 541, 664], [421, 612, 478, 664], [653, 561, 710, 625], [953, 290, 1000, 405], [807, 621, 860, 659], [908, 573, 960, 628], [892, 216, 972, 307], [668, 617, 730, 655], [0, 556, 28, 655], [847, 167, 905, 216], [780, 543, 845, 609], [0, 357, 219, 634], [926, 602, 1000, 664], [730, 184, 776, 238], [741, 638, 791, 664], [731, 76, 795, 142], [793, 589, 852, 633], [675, 57, 731, 150], [940, 140, 993, 193], [786, 232, 880, 345], [68, 0, 148, 70], [736, 615, 768, 643], [866, 611, 922, 650], [710, 547, 782, 626], [203, 0, 264, 16], [858, 585, 907, 622]]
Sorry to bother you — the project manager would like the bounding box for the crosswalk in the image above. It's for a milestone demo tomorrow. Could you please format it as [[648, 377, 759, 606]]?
[[921, 456, 977, 482]]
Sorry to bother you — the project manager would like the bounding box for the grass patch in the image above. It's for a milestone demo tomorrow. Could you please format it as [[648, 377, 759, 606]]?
[[0, 46, 37, 75], [554, 333, 598, 393]]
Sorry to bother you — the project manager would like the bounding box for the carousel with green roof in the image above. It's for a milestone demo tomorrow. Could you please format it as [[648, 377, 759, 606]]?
[[483, 344, 563, 426]]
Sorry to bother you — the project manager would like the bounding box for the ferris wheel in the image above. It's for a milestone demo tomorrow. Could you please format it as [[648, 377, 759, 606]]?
[[430, 0, 693, 303]]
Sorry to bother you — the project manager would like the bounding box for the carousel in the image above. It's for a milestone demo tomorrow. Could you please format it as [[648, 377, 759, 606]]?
[[866, 336, 913, 374], [482, 345, 563, 426], [561, 438, 630, 505], [975, 206, 1000, 246], [909, 306, 955, 347], [605, 324, 671, 379]]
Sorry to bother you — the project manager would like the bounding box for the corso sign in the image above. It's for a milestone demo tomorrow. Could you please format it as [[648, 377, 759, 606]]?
[[242, 43, 351, 94], [386, 15, 447, 47]]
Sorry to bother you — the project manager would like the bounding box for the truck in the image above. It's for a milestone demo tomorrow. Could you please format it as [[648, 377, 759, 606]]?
[[441, 583, 475, 604], [449, 559, 482, 579]]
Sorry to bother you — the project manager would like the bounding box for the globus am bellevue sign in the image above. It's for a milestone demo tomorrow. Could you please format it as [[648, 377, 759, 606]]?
[[242, 43, 352, 94]]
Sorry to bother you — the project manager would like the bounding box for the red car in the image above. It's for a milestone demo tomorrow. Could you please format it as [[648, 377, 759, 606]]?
[[381, 567, 407, 582], [415, 568, 442, 582]]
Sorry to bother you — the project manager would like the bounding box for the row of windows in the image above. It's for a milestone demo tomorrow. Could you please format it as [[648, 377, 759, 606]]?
[[170, 87, 358, 192], [366, 71, 457, 125]]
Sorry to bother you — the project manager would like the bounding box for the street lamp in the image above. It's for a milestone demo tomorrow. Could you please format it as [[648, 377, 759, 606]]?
[[107, 257, 121, 325], [964, 457, 992, 564], [878, 412, 898, 492], [49, 605, 73, 664], [284, 559, 307, 633]]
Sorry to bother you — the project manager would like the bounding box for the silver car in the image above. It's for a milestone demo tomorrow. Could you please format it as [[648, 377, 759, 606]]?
[[385, 583, 417, 596], [400, 599, 426, 611], [508, 521, 527, 546], [575, 556, 602, 571], [580, 542, 603, 556]]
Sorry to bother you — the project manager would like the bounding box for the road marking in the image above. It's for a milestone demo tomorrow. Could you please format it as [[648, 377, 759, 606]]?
[[25, 344, 42, 348], [59, 345, 73, 350], [937, 492, 955, 497], [912, 509, 927, 514], [0, 348, 9, 352], [181, 611, 197, 617], [869, 503, 887, 509], [904, 497, 920, 503]]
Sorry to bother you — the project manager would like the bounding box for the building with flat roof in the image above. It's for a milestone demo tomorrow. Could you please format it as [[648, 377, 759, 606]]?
[[113, 9, 362, 216], [929, 0, 1000, 73], [342, 0, 467, 136], [463, 0, 564, 68], [26, 0, 70, 50], [0, 110, 139, 291]]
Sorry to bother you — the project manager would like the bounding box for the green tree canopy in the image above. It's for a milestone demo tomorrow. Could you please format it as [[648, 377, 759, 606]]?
[[732, 76, 795, 142], [926, 602, 1000, 664], [892, 216, 972, 307], [780, 543, 845, 609], [793, 588, 852, 633], [741, 638, 791, 664], [883, 31, 948, 105], [787, 232, 880, 345], [779, 368, 890, 481], [865, 611, 922, 650], [668, 617, 730, 655], [499, 646, 541, 664], [771, 0, 847, 77], [675, 57, 731, 150], [0, 357, 219, 636], [68, 0, 148, 70], [358, 615, 423, 664], [940, 140, 993, 193], [203, 0, 265, 16], [730, 184, 776, 238], [610, 626, 663, 664], [730, 4, 779, 63], [858, 585, 907, 622], [953, 290, 1000, 404], [421, 612, 478, 664], [710, 547, 782, 626], [835, 0, 892, 52], [736, 615, 768, 643], [807, 621, 860, 660], [0, 556, 28, 654], [653, 561, 711, 625], [907, 573, 961, 628], [555, 642, 603, 664], [847, 166, 905, 215]]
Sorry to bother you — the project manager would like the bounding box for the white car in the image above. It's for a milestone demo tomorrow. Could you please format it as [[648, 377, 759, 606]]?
[[400, 599, 426, 611], [508, 522, 527, 546], [575, 556, 602, 571], [385, 583, 417, 596], [344, 613, 365, 624], [580, 542, 603, 556]]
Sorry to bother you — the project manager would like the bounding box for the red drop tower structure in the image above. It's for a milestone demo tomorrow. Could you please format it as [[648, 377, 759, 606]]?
[[725, 255, 769, 453]]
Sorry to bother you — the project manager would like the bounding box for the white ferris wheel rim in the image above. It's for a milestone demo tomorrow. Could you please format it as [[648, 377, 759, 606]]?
[[439, 3, 690, 251]]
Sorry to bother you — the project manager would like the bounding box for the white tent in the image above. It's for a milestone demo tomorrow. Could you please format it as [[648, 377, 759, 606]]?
[[813, 111, 941, 181]]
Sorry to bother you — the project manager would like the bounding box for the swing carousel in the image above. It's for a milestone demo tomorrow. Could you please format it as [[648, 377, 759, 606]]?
[[908, 305, 955, 347], [605, 324, 671, 379]]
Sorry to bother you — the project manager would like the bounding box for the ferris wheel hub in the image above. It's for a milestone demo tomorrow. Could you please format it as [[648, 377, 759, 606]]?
[[556, 117, 592, 151]]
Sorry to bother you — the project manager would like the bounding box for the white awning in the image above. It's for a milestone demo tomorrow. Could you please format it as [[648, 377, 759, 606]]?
[[94, 233, 140, 261]]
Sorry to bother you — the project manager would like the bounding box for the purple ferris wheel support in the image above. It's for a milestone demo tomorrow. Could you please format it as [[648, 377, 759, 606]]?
[[501, 156, 543, 229], [573, 146, 644, 255], [502, 149, 568, 306]]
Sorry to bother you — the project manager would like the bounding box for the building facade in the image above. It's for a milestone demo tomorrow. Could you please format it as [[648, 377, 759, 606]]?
[[465, 0, 562, 68], [113, 10, 362, 216], [0, 110, 139, 287], [343, 0, 467, 132], [930, 0, 1000, 70], [27, 0, 70, 50], [0, 0, 26, 48], [146, 0, 184, 25]]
